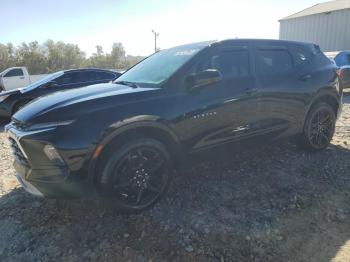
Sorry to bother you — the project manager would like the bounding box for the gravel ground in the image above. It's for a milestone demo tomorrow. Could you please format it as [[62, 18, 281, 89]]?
[[0, 93, 350, 262]]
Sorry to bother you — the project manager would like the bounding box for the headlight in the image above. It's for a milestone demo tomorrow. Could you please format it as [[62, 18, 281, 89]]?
[[43, 144, 65, 166], [25, 120, 75, 131], [0, 95, 9, 102]]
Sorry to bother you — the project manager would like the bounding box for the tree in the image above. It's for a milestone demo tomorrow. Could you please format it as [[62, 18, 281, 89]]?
[[44, 40, 86, 72], [87, 45, 108, 68], [16, 41, 47, 74], [108, 42, 126, 69], [0, 40, 144, 73], [0, 43, 17, 72]]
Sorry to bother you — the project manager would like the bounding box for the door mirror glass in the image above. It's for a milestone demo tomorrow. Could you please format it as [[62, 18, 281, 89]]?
[[186, 69, 222, 89]]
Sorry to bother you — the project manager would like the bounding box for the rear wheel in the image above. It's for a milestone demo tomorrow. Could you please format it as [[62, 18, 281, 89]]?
[[98, 138, 172, 212], [301, 102, 336, 151]]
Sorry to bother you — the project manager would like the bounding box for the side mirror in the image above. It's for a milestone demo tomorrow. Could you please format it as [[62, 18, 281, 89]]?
[[186, 69, 222, 90], [43, 81, 58, 88]]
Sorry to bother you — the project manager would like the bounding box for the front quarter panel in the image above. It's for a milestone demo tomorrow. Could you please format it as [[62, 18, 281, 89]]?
[[42, 89, 185, 177]]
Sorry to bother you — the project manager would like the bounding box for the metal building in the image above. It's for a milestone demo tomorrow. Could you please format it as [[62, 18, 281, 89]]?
[[279, 0, 350, 52]]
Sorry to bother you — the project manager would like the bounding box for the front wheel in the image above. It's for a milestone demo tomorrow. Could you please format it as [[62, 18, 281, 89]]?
[[98, 138, 172, 212], [301, 102, 336, 151]]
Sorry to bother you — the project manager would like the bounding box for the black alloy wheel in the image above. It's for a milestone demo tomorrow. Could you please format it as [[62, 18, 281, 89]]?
[[99, 138, 172, 212], [303, 102, 336, 151]]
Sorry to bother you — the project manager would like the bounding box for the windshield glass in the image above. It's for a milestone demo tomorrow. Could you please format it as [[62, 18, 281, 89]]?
[[20, 71, 64, 93], [115, 46, 204, 85]]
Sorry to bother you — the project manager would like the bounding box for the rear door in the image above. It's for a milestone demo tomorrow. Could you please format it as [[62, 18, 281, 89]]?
[[253, 44, 308, 135], [2, 68, 29, 90]]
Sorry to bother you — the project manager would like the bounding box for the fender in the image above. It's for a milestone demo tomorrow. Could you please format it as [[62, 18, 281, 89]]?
[[87, 115, 182, 182], [302, 86, 341, 128]]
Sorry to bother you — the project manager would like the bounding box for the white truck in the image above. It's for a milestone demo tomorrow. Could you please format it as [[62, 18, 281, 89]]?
[[0, 67, 47, 92]]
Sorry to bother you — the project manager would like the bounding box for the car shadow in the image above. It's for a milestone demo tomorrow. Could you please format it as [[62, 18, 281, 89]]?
[[1, 142, 350, 261]]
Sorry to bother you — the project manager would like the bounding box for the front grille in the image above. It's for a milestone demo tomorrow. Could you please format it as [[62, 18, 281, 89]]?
[[8, 137, 30, 167]]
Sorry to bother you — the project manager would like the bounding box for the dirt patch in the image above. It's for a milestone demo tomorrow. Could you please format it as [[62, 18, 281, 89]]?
[[0, 93, 350, 261]]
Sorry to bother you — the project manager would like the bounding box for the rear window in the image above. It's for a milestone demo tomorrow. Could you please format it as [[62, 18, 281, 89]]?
[[256, 49, 293, 76], [291, 46, 314, 66]]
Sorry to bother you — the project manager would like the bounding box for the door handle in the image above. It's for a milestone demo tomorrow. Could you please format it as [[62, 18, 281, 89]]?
[[245, 88, 258, 95], [299, 74, 311, 81], [19, 77, 25, 79]]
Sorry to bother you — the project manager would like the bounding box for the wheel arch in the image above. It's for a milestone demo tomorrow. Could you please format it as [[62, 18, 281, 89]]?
[[304, 91, 340, 124], [88, 118, 183, 184], [12, 98, 32, 115]]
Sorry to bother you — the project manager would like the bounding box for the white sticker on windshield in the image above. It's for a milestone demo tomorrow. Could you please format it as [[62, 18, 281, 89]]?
[[174, 49, 199, 56]]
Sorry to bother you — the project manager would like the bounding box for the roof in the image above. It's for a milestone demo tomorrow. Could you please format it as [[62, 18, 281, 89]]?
[[280, 0, 350, 21], [217, 38, 313, 46], [62, 68, 120, 74]]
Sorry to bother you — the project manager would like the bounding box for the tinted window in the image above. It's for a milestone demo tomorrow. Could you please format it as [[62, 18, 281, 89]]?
[[77, 72, 96, 82], [256, 49, 293, 76], [76, 71, 116, 82], [55, 73, 77, 85], [4, 69, 24, 77], [94, 71, 116, 81], [291, 46, 313, 66], [193, 49, 250, 78]]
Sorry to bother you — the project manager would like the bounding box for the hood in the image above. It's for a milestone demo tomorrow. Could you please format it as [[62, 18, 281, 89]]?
[[14, 83, 159, 122]]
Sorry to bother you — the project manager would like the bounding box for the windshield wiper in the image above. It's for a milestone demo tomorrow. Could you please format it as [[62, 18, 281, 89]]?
[[114, 81, 139, 89]]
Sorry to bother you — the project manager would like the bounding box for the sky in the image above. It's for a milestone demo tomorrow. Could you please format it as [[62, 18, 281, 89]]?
[[1, 0, 322, 57]]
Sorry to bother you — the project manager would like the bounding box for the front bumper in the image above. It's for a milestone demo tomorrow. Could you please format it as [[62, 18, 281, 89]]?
[[6, 123, 95, 198]]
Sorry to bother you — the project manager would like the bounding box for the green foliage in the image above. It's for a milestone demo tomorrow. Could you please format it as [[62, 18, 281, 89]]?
[[0, 40, 144, 74]]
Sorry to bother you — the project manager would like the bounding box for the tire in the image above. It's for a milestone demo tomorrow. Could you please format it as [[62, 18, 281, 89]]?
[[98, 138, 172, 213], [300, 102, 336, 151]]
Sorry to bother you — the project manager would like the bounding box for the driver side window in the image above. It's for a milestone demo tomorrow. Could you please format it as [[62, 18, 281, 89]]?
[[191, 49, 250, 79], [55, 73, 74, 86]]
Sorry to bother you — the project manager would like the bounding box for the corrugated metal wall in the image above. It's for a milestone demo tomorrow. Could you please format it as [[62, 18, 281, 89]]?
[[279, 8, 350, 51]]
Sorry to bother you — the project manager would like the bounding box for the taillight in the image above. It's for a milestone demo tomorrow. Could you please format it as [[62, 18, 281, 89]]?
[[336, 68, 344, 79]]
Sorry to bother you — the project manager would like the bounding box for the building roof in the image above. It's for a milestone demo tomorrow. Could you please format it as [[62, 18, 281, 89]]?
[[280, 0, 350, 21]]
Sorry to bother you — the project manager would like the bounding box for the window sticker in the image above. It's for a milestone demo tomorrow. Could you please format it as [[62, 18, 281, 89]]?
[[174, 49, 199, 56]]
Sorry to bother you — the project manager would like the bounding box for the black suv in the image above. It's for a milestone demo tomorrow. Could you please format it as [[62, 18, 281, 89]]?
[[6, 39, 342, 212]]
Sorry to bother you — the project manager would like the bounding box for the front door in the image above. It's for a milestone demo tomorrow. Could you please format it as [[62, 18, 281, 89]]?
[[181, 43, 259, 152]]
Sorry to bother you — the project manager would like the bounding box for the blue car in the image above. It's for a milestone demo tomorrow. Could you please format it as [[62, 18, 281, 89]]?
[[325, 51, 350, 89]]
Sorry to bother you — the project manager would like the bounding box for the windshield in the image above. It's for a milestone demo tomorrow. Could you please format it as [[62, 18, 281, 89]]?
[[115, 46, 203, 86], [20, 71, 64, 93]]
